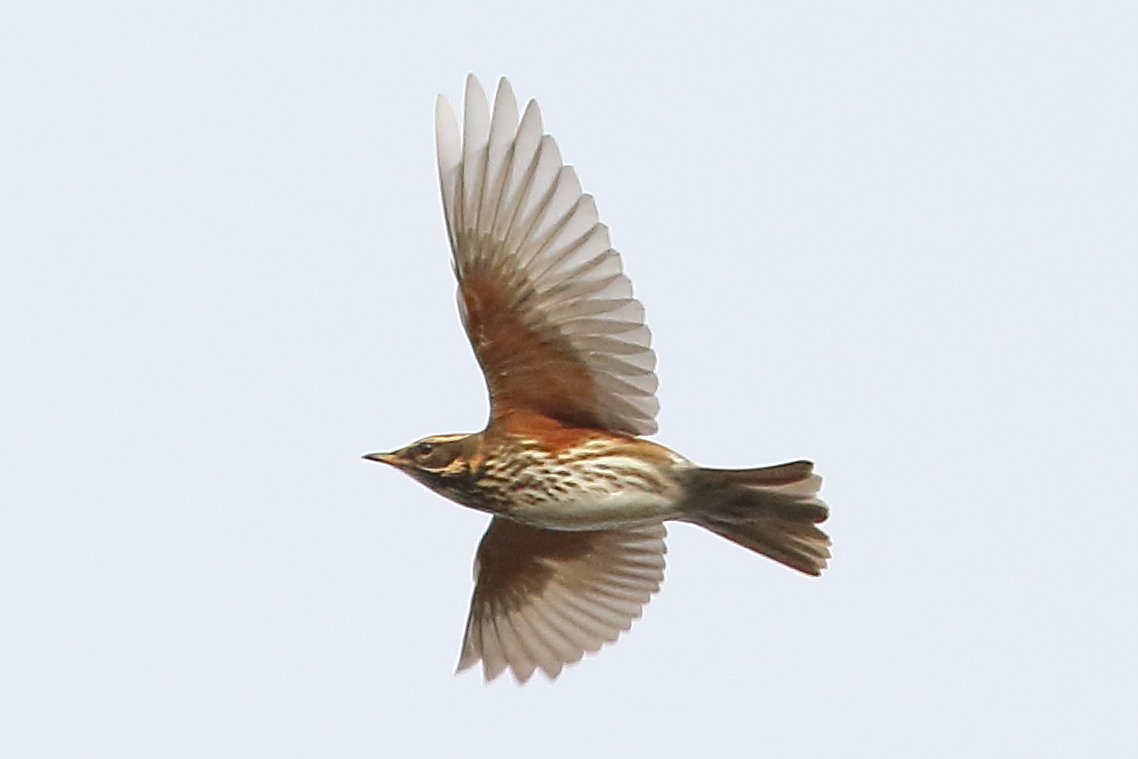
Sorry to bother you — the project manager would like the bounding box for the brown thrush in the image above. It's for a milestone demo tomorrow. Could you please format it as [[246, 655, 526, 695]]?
[[365, 75, 830, 683]]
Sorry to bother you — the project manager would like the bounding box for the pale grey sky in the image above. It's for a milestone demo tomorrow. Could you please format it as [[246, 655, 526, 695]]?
[[2, 2, 1136, 757]]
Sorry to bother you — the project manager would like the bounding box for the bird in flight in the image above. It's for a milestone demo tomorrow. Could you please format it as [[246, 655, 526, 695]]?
[[365, 75, 830, 683]]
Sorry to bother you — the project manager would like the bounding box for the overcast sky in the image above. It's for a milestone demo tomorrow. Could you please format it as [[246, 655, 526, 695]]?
[[3, 2, 1137, 757]]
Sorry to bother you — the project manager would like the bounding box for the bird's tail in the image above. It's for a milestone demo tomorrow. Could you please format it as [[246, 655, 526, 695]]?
[[680, 461, 831, 575]]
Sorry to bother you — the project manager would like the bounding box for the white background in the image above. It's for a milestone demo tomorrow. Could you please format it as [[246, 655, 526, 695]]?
[[3, 2, 1136, 756]]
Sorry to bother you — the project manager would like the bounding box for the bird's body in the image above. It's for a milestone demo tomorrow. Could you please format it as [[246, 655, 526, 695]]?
[[423, 418, 687, 530], [366, 76, 831, 683]]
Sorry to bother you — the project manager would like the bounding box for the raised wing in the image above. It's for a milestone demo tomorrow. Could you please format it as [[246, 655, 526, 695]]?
[[435, 76, 659, 436], [457, 518, 666, 683]]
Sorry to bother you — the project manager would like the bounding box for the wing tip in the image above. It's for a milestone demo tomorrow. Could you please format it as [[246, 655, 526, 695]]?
[[455, 650, 478, 674], [435, 94, 460, 168], [464, 72, 486, 105]]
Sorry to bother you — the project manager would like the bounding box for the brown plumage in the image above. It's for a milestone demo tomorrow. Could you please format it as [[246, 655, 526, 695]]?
[[365, 75, 830, 683]]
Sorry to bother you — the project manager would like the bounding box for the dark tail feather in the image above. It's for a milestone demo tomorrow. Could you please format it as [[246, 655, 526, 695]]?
[[682, 461, 831, 576]]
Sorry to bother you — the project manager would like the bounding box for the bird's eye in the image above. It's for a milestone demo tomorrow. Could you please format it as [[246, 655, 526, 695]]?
[[414, 442, 435, 457]]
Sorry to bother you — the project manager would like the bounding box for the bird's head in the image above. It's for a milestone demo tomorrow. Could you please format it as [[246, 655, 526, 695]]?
[[363, 433, 479, 496]]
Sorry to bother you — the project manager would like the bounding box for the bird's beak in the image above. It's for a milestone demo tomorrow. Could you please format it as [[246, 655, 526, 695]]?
[[362, 451, 400, 466]]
